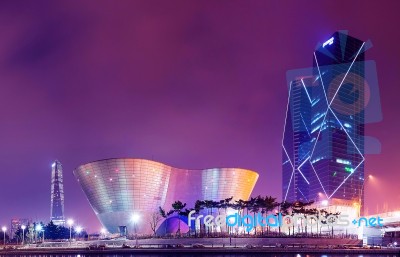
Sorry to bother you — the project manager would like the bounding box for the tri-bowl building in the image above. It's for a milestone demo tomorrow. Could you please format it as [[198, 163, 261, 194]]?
[[73, 158, 259, 235]]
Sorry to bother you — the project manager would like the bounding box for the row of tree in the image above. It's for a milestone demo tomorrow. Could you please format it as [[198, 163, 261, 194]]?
[[158, 196, 341, 237], [12, 221, 87, 243]]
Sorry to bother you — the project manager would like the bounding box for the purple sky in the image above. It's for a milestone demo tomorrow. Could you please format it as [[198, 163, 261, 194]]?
[[0, 0, 399, 233]]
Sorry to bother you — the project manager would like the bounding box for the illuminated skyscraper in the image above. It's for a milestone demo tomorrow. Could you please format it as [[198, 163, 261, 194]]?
[[10, 218, 31, 239], [282, 78, 313, 203], [283, 31, 367, 213], [50, 160, 65, 225]]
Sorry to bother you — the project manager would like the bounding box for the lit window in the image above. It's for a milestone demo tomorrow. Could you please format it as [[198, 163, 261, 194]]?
[[336, 158, 351, 165]]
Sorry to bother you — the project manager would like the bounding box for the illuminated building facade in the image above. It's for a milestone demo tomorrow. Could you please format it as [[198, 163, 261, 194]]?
[[283, 31, 367, 213], [282, 78, 313, 203], [10, 218, 31, 239], [50, 160, 65, 226], [74, 158, 258, 234]]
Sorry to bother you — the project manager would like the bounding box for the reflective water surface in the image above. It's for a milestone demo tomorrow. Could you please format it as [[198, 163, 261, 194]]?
[[0, 254, 398, 257]]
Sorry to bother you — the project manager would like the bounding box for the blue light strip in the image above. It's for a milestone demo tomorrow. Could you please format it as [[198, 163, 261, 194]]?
[[310, 162, 328, 198], [300, 112, 311, 137], [297, 156, 310, 184], [297, 187, 309, 202], [313, 52, 329, 104], [310, 109, 328, 156], [328, 43, 365, 107], [284, 167, 295, 201], [301, 79, 312, 103], [312, 45, 366, 200], [282, 82, 296, 202]]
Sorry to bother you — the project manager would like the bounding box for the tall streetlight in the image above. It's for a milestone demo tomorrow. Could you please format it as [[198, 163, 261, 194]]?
[[131, 213, 140, 247], [358, 174, 373, 216], [21, 225, 26, 245], [2, 226, 6, 246], [100, 228, 106, 239], [75, 226, 82, 241], [67, 219, 74, 241], [35, 224, 43, 243]]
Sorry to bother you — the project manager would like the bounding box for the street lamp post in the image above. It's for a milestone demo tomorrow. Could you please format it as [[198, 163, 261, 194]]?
[[67, 219, 74, 241], [21, 225, 26, 245], [35, 224, 43, 243], [359, 174, 373, 216], [75, 226, 82, 241], [131, 213, 140, 247], [1, 226, 6, 246], [100, 228, 106, 239]]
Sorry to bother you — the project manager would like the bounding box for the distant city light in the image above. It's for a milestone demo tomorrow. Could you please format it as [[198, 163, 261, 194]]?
[[67, 219, 74, 226], [321, 200, 328, 206], [1, 226, 6, 232], [344, 123, 352, 128], [131, 213, 140, 223], [35, 224, 42, 231], [322, 37, 334, 47], [52, 163, 56, 168], [21, 225, 26, 230], [345, 167, 354, 173], [336, 158, 351, 165], [100, 228, 106, 234], [75, 226, 83, 233]]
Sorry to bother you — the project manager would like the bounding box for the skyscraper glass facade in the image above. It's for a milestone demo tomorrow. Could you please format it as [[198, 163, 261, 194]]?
[[283, 32, 366, 211], [51, 160, 65, 225]]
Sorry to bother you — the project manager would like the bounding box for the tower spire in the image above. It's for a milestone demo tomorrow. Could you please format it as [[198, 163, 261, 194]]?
[[50, 160, 65, 226]]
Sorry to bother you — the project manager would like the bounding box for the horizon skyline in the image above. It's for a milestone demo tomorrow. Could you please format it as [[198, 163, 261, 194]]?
[[1, 0, 399, 233]]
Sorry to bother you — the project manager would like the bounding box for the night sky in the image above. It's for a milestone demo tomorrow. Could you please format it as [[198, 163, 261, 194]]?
[[0, 0, 399, 233]]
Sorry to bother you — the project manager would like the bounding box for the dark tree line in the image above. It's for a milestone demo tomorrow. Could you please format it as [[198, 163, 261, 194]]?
[[13, 221, 87, 242]]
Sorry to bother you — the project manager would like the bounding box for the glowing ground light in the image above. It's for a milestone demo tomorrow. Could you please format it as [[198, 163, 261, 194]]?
[[76, 226, 83, 233], [67, 219, 74, 226], [131, 213, 140, 223]]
